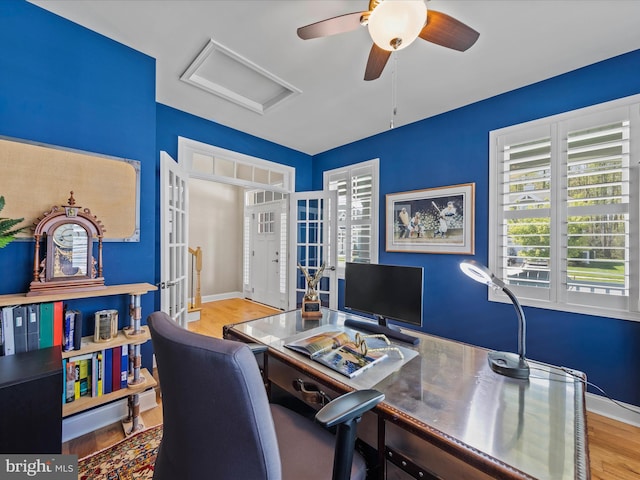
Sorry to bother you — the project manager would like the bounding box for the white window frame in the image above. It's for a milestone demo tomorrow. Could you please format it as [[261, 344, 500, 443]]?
[[489, 94, 640, 321], [323, 159, 379, 278]]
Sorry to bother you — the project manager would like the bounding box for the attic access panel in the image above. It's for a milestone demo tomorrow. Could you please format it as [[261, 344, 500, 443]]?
[[181, 39, 301, 114]]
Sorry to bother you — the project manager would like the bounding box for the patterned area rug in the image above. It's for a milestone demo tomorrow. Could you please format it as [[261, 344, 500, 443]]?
[[78, 424, 162, 480]]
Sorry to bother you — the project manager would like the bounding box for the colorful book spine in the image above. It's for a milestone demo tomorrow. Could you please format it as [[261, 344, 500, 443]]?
[[120, 345, 129, 389], [91, 352, 103, 397], [53, 301, 63, 347], [79, 357, 90, 397], [39, 302, 54, 349], [73, 310, 83, 351], [96, 351, 103, 397], [65, 360, 76, 404], [103, 347, 113, 395], [63, 309, 74, 352], [70, 353, 93, 399], [112, 346, 121, 392]]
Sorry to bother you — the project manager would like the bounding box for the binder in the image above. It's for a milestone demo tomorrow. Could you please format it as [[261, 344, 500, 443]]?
[[39, 302, 55, 348], [26, 304, 40, 351], [53, 301, 63, 347], [1, 307, 15, 356], [13, 306, 28, 354]]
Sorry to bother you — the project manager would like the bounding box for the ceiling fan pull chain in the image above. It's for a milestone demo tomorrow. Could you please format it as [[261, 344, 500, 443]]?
[[390, 54, 398, 129]]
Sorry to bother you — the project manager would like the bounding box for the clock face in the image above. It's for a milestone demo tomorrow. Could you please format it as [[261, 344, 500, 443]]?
[[51, 223, 89, 278], [53, 223, 83, 248]]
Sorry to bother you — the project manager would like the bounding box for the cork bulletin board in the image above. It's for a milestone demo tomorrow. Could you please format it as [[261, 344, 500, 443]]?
[[0, 137, 140, 241]]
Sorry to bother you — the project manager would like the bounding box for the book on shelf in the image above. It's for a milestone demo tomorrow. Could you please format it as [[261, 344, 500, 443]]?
[[112, 346, 122, 392], [63, 308, 83, 352], [92, 351, 103, 397], [285, 330, 388, 379], [65, 359, 76, 403], [120, 345, 128, 389], [103, 347, 113, 394], [69, 352, 93, 399], [63, 309, 74, 352]]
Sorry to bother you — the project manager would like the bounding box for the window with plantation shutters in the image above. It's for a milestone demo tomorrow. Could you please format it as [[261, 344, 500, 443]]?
[[489, 95, 640, 320], [324, 159, 379, 277]]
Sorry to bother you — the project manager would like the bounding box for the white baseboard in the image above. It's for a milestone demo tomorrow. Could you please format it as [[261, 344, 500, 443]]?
[[586, 392, 640, 427], [62, 389, 158, 442], [201, 291, 243, 304]]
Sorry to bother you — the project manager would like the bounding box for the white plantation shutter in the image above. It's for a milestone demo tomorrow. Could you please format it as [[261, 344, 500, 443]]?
[[324, 159, 379, 276], [490, 96, 640, 320]]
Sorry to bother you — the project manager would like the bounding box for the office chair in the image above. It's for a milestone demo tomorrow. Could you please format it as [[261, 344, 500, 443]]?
[[147, 311, 384, 480]]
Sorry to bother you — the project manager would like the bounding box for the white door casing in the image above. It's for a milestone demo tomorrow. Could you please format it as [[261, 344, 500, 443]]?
[[289, 191, 338, 310], [160, 151, 189, 327]]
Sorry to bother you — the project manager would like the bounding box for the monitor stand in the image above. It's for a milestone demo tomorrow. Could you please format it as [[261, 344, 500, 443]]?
[[344, 315, 420, 345]]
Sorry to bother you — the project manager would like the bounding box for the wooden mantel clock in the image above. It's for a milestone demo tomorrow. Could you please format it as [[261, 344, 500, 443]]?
[[28, 192, 106, 296]]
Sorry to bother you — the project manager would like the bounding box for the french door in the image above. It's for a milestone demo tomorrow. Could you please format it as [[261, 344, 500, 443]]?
[[288, 191, 338, 310], [160, 151, 189, 327]]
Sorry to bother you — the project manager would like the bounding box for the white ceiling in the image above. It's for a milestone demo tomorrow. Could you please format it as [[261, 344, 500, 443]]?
[[29, 0, 640, 155]]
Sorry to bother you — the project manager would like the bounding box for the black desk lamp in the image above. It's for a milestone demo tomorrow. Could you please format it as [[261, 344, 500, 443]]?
[[459, 260, 530, 380]]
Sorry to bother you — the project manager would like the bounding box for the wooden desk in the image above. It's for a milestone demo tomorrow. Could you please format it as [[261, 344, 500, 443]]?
[[224, 309, 590, 480]]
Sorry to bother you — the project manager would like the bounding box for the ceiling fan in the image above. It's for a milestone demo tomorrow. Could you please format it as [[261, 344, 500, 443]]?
[[297, 0, 479, 81]]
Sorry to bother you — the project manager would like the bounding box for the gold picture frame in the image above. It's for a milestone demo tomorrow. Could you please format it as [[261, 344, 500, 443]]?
[[386, 183, 475, 254]]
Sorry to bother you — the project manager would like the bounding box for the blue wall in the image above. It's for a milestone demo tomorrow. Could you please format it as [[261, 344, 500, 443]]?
[[0, 0, 158, 369], [313, 49, 640, 406]]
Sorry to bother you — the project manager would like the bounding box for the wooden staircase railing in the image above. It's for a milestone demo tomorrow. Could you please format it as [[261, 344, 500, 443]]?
[[188, 246, 202, 312]]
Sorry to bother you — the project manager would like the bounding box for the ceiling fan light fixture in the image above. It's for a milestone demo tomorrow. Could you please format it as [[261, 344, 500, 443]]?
[[368, 0, 427, 51]]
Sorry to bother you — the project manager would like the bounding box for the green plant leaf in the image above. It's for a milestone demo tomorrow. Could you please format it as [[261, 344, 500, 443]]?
[[0, 196, 27, 248]]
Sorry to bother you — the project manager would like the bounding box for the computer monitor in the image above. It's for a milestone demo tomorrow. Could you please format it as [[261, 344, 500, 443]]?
[[344, 262, 424, 331]]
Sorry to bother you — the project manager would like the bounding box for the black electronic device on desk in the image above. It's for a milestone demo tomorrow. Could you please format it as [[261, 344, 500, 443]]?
[[344, 262, 423, 345]]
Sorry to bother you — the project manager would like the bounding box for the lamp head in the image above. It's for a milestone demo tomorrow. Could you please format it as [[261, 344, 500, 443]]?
[[459, 259, 505, 290], [367, 0, 427, 51]]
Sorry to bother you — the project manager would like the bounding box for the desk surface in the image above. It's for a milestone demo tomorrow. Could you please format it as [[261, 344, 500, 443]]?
[[226, 308, 590, 480]]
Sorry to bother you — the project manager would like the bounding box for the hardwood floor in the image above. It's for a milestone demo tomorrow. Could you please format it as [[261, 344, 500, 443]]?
[[64, 299, 640, 479]]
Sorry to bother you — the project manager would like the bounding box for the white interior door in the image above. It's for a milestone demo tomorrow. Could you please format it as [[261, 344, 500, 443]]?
[[247, 200, 287, 309], [289, 191, 338, 310], [160, 151, 189, 327]]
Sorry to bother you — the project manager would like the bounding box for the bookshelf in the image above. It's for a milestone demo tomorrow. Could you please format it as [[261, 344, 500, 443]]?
[[0, 282, 157, 437]]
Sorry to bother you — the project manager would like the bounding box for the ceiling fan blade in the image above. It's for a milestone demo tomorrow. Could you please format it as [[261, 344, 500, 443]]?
[[364, 43, 391, 81], [419, 9, 480, 52], [297, 12, 366, 40]]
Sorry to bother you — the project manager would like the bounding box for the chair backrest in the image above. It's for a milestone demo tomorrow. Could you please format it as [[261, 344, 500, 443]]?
[[147, 311, 282, 480]]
